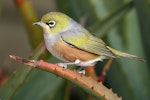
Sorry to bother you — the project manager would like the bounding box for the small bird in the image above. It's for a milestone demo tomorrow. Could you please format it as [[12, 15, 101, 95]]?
[[33, 12, 144, 69]]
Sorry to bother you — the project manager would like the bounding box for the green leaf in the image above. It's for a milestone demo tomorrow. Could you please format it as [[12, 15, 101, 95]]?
[[0, 45, 44, 100], [89, 1, 134, 37], [12, 69, 65, 100], [132, 0, 150, 69], [107, 7, 150, 100], [14, 0, 43, 48], [89, 0, 150, 100]]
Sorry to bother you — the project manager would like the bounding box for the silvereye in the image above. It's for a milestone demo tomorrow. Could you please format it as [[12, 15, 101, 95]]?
[[33, 12, 144, 69]]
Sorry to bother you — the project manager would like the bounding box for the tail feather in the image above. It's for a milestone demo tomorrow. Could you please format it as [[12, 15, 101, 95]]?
[[107, 46, 145, 62]]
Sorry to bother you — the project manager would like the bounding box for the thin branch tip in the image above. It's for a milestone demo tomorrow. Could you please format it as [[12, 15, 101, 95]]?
[[9, 55, 15, 59], [9, 55, 37, 67]]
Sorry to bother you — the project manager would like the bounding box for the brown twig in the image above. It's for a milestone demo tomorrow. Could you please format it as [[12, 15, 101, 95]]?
[[9, 55, 121, 100], [98, 58, 113, 82], [85, 66, 97, 80], [0, 69, 8, 86]]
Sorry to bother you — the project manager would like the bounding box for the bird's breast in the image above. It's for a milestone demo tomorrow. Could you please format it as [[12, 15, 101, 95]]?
[[44, 34, 66, 61]]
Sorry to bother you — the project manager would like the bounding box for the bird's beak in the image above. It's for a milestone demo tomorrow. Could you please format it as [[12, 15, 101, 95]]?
[[32, 21, 45, 27]]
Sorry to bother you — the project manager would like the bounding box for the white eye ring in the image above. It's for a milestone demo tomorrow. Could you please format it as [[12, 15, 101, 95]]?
[[46, 20, 56, 28]]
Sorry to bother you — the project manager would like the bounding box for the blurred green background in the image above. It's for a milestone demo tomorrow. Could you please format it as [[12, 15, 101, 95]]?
[[0, 0, 150, 100]]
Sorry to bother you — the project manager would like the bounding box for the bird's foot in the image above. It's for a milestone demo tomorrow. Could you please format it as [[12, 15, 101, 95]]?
[[77, 70, 86, 75], [58, 59, 85, 75], [77, 67, 86, 75], [57, 59, 81, 69]]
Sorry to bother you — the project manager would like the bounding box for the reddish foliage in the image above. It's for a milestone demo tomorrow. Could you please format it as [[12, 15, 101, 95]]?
[[97, 72, 106, 83], [0, 69, 8, 86], [14, 0, 23, 5]]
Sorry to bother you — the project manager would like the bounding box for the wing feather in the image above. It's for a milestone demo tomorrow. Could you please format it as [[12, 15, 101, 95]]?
[[61, 28, 116, 58]]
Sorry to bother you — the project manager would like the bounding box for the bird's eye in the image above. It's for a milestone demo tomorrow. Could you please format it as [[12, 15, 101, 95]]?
[[46, 20, 56, 28]]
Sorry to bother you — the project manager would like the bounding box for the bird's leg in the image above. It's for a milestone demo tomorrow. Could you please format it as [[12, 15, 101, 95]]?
[[57, 59, 81, 69], [75, 58, 102, 75], [58, 60, 86, 75], [76, 58, 102, 67]]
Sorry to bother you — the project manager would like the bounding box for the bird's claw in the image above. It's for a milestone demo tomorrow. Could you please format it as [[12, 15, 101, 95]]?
[[77, 70, 86, 75]]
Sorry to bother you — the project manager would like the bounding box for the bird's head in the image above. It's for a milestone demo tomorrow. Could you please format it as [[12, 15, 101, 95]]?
[[33, 12, 71, 35]]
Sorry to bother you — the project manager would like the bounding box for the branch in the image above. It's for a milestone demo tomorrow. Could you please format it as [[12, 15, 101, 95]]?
[[98, 59, 113, 82], [9, 55, 121, 100]]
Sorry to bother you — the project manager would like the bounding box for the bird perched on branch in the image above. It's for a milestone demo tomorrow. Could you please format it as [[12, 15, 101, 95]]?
[[33, 12, 144, 70]]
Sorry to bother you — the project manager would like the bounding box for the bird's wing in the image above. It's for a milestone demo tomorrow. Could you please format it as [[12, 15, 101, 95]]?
[[61, 28, 116, 58]]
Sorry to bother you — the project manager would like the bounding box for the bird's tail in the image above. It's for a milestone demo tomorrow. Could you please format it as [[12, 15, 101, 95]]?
[[107, 46, 145, 62]]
